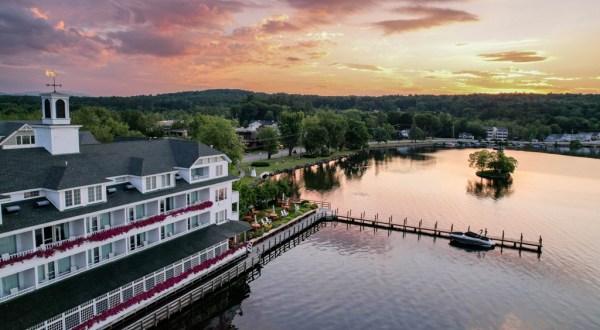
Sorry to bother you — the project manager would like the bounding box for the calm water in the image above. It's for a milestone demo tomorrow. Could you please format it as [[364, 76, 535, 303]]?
[[167, 149, 600, 329]]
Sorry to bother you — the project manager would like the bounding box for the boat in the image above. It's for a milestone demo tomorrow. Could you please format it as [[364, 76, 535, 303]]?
[[449, 231, 496, 248]]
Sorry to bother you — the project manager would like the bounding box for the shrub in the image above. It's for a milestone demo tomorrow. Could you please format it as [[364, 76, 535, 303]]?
[[251, 161, 270, 167]]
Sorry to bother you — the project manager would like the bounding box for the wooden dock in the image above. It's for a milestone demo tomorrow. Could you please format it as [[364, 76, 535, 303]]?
[[329, 211, 542, 254]]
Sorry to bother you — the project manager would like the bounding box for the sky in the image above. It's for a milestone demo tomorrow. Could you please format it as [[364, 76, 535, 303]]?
[[1, 0, 599, 96]]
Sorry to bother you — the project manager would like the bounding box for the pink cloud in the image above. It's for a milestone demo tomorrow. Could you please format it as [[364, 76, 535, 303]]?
[[373, 6, 478, 35]]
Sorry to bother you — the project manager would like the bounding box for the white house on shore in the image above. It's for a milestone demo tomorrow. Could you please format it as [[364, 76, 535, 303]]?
[[485, 126, 509, 141], [0, 91, 249, 329]]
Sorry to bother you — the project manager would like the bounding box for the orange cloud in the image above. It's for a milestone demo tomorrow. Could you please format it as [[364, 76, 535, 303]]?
[[478, 51, 548, 63]]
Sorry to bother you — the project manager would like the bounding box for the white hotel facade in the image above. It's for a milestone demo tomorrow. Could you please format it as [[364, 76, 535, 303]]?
[[0, 92, 250, 329]]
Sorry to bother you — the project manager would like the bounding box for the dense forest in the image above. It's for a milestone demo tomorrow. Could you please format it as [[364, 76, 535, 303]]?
[[2, 90, 599, 145]]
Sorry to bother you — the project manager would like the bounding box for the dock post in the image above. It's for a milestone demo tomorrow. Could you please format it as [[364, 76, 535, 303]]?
[[520, 233, 523, 249], [403, 217, 407, 231], [450, 223, 453, 232], [468, 225, 470, 232], [538, 236, 542, 253], [418, 219, 422, 234], [484, 228, 487, 237], [434, 221, 438, 236], [501, 230, 504, 246]]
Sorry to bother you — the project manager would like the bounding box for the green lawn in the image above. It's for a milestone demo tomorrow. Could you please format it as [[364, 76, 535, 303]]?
[[238, 150, 360, 183]]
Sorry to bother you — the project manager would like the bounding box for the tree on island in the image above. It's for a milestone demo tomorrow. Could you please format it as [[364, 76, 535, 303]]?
[[468, 150, 518, 179]]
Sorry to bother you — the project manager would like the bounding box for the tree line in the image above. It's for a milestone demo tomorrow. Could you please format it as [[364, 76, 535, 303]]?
[[2, 91, 600, 164]]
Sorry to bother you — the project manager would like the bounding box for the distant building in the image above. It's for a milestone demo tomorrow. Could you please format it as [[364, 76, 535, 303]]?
[[458, 132, 474, 140], [545, 132, 597, 143], [235, 120, 277, 149], [485, 126, 508, 141]]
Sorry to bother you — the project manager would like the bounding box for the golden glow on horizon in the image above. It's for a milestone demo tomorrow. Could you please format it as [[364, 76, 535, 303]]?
[[0, 0, 598, 96]]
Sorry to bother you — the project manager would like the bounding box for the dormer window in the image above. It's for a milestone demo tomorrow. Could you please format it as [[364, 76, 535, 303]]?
[[145, 176, 157, 191], [87, 185, 102, 203], [65, 189, 81, 207], [216, 165, 224, 177], [191, 167, 208, 180], [16, 135, 35, 145]]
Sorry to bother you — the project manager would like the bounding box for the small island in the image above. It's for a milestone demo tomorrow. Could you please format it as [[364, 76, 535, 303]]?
[[468, 149, 518, 180]]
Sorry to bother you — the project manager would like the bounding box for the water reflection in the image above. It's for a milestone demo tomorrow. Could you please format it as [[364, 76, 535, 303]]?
[[339, 155, 369, 180], [466, 177, 514, 200], [302, 163, 340, 191]]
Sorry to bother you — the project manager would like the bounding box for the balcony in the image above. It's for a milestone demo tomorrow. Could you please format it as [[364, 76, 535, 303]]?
[[0, 202, 214, 270]]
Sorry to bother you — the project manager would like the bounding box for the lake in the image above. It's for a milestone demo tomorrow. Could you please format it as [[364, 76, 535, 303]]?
[[163, 148, 600, 329]]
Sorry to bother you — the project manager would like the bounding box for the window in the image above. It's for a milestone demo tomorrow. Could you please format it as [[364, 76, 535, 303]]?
[[37, 265, 45, 283], [216, 165, 224, 176], [161, 174, 172, 188], [145, 176, 157, 190], [160, 197, 174, 213], [129, 233, 147, 251], [99, 213, 111, 229], [101, 243, 112, 259], [36, 223, 69, 246], [15, 135, 35, 146], [188, 191, 199, 205], [161, 224, 175, 239], [65, 189, 81, 207], [215, 210, 227, 224], [87, 185, 102, 203], [87, 217, 98, 234], [191, 167, 207, 179], [0, 236, 16, 255], [188, 215, 200, 229], [88, 247, 100, 264], [24, 190, 39, 198], [215, 188, 227, 202], [135, 204, 145, 220], [2, 274, 19, 295], [57, 256, 71, 275]]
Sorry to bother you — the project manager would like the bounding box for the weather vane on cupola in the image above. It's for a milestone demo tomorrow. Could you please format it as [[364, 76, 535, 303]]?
[[45, 69, 62, 92]]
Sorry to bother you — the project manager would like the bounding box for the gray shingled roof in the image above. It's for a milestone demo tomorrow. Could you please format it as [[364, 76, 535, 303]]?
[[0, 220, 251, 330], [0, 139, 224, 194], [78, 131, 99, 145]]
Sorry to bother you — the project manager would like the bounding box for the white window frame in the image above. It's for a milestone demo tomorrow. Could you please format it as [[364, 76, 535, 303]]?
[[216, 164, 224, 177], [215, 210, 227, 224], [215, 187, 227, 202], [145, 176, 157, 191], [87, 185, 102, 203], [65, 189, 81, 208]]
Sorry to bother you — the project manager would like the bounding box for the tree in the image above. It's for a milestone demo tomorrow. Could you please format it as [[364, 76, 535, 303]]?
[[257, 126, 279, 159], [468, 150, 492, 172], [278, 111, 304, 156], [72, 106, 129, 142], [468, 150, 517, 178], [317, 111, 347, 150], [189, 114, 244, 164], [345, 119, 370, 149], [373, 126, 391, 143], [302, 115, 328, 155], [414, 113, 441, 138]]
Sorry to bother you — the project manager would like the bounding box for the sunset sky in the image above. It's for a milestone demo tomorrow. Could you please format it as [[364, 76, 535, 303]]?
[[1, 0, 599, 96]]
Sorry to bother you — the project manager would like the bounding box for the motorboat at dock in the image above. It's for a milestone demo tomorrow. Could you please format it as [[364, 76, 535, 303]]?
[[449, 231, 496, 248]]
